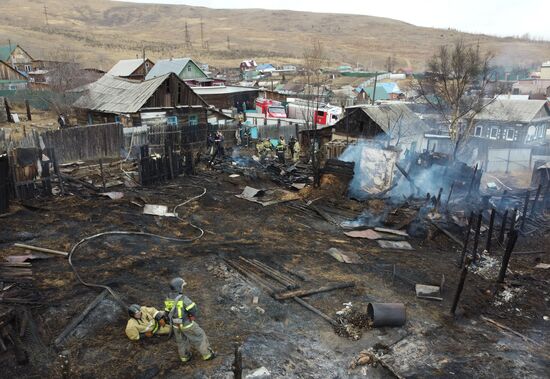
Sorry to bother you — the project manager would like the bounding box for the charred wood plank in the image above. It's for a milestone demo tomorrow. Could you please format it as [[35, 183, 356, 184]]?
[[54, 289, 108, 347], [274, 282, 355, 300]]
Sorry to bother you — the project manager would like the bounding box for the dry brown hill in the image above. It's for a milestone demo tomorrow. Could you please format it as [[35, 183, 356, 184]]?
[[1, 0, 549, 71]]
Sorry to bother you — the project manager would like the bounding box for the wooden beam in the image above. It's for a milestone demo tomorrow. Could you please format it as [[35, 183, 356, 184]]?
[[274, 282, 355, 300], [54, 290, 108, 346], [13, 243, 68, 257]]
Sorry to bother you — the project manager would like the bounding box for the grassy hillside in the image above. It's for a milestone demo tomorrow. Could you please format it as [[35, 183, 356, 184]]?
[[1, 0, 549, 71]]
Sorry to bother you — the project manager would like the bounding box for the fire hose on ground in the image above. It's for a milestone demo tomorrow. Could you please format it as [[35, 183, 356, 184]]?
[[67, 185, 207, 309]]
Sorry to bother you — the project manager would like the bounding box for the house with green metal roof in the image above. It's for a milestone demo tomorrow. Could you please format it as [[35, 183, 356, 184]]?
[[145, 58, 224, 86], [0, 44, 34, 74]]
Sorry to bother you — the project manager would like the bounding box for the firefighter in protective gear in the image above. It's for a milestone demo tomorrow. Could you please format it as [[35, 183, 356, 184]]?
[[292, 139, 301, 162], [276, 136, 286, 164], [165, 277, 215, 363], [125, 304, 170, 341], [257, 138, 272, 161]]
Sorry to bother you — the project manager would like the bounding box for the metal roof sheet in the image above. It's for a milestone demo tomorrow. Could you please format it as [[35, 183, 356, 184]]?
[[0, 45, 16, 61], [107, 59, 148, 77], [191, 86, 260, 95], [355, 103, 431, 137], [145, 58, 191, 80], [73, 74, 172, 113], [475, 99, 550, 123]]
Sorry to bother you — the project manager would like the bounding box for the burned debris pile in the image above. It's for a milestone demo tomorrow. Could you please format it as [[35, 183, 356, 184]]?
[[0, 116, 548, 378]]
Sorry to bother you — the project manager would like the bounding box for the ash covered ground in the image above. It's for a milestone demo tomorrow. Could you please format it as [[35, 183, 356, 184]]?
[[0, 158, 548, 378]]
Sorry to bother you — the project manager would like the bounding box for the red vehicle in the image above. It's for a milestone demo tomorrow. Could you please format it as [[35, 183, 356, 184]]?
[[255, 98, 287, 118]]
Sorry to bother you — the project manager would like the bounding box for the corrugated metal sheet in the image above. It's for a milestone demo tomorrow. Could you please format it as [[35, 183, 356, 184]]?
[[357, 103, 431, 138], [475, 99, 550, 123], [0, 45, 16, 62], [73, 74, 170, 113], [107, 59, 146, 77], [145, 58, 190, 80], [192, 86, 260, 95]]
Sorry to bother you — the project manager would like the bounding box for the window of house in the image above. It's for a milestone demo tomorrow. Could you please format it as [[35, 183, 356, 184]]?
[[474, 126, 483, 137], [24, 64, 31, 72], [537, 126, 544, 138], [187, 65, 192, 72], [505, 129, 515, 141], [489, 127, 499, 139], [188, 114, 198, 126], [167, 116, 178, 126], [114, 115, 121, 124]]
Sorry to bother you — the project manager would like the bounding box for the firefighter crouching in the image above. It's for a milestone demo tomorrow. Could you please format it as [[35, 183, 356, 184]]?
[[125, 304, 170, 341], [165, 277, 215, 363]]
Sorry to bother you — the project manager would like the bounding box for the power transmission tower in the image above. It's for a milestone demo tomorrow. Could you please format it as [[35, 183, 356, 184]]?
[[44, 3, 49, 26], [184, 22, 193, 50], [200, 17, 205, 49]]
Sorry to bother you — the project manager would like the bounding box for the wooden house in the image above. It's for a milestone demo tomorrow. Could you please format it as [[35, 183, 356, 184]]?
[[73, 73, 214, 149], [0, 44, 34, 74], [107, 58, 155, 81], [0, 60, 28, 90], [145, 58, 224, 87]]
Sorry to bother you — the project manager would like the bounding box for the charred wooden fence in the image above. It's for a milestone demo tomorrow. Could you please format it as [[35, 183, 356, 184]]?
[[41, 123, 123, 164], [136, 122, 207, 185], [0, 154, 9, 213]]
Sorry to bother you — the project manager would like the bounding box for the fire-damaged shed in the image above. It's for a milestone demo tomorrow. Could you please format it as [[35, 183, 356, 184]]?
[[333, 103, 429, 152]]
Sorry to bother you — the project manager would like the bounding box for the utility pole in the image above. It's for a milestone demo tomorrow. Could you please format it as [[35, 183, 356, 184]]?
[[227, 36, 231, 50], [44, 3, 49, 26], [371, 72, 378, 105], [200, 17, 205, 49], [184, 22, 193, 50]]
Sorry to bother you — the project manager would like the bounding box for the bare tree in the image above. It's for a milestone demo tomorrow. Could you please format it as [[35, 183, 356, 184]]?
[[416, 39, 496, 160], [302, 40, 330, 128], [302, 40, 329, 187], [32, 48, 99, 118]]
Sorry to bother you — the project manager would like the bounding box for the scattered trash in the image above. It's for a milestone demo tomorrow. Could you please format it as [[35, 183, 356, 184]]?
[[415, 284, 443, 301], [291, 183, 306, 190], [374, 227, 409, 237], [377, 240, 414, 250], [344, 229, 382, 240], [349, 350, 377, 369], [534, 263, 550, 269], [326, 247, 362, 264], [245, 366, 270, 379], [367, 303, 406, 327], [236, 186, 300, 207], [486, 182, 498, 190], [142, 204, 176, 217], [97, 192, 124, 200], [229, 174, 240, 178], [335, 303, 370, 340]]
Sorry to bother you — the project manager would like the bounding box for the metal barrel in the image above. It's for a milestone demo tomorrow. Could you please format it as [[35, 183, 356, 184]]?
[[367, 303, 406, 327]]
